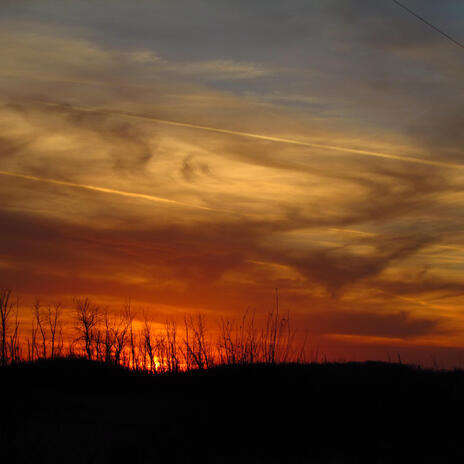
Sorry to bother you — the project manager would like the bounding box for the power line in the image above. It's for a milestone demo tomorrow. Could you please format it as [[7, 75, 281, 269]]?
[[391, 0, 464, 50]]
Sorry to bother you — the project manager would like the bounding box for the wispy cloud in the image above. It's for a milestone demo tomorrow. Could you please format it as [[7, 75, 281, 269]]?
[[159, 59, 273, 80]]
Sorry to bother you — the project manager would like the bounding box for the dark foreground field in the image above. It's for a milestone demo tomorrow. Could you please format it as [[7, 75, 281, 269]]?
[[1, 359, 463, 463]]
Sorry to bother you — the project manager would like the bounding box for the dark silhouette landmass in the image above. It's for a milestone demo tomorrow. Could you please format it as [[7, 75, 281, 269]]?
[[1, 358, 463, 463]]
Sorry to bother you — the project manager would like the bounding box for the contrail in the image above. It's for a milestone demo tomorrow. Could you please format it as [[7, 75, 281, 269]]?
[[0, 170, 212, 211], [123, 113, 464, 169], [39, 101, 464, 170]]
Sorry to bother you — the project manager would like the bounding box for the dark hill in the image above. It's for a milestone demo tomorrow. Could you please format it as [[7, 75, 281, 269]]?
[[1, 359, 463, 463]]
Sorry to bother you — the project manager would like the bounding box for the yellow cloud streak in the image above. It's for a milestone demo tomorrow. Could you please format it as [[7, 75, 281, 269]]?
[[0, 170, 213, 211], [39, 102, 464, 170]]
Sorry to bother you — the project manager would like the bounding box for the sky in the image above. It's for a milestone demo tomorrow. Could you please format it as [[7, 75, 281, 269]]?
[[1, 0, 464, 364]]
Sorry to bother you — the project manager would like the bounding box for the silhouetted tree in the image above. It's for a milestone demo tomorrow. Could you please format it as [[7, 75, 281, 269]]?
[[182, 314, 211, 370], [47, 303, 62, 359], [0, 289, 306, 368], [7, 299, 20, 364], [0, 289, 13, 366], [33, 299, 47, 359], [26, 317, 39, 362], [74, 297, 99, 360], [218, 309, 259, 365], [165, 320, 179, 372], [142, 315, 155, 372]]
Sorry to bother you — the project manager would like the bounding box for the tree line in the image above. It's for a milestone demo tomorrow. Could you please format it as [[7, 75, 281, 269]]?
[[0, 289, 309, 370]]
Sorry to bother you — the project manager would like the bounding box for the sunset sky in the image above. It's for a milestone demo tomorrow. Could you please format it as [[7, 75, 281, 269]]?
[[1, 0, 464, 364]]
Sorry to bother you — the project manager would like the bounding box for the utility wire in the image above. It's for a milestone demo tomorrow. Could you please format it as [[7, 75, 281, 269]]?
[[392, 0, 464, 50]]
